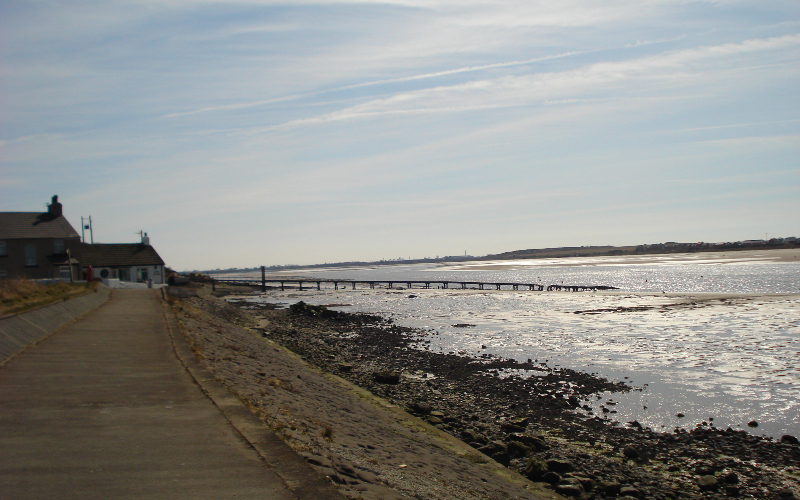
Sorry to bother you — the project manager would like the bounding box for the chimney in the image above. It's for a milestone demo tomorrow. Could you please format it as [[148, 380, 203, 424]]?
[[48, 195, 63, 217], [141, 232, 150, 246]]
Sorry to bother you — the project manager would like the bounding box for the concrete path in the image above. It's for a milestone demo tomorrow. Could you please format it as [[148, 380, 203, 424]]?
[[0, 289, 341, 500]]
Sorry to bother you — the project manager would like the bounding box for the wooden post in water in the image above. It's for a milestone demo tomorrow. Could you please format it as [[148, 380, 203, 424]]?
[[261, 266, 266, 292]]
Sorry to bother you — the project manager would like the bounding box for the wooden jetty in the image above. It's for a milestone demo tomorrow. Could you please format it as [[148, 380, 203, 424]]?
[[210, 268, 617, 293]]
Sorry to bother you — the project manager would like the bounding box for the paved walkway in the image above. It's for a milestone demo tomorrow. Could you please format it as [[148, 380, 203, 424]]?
[[0, 289, 340, 500]]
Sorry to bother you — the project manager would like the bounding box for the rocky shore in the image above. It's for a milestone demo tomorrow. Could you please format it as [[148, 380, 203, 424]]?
[[177, 291, 800, 499]]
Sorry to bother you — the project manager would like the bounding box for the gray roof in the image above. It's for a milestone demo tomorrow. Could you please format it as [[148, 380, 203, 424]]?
[[0, 212, 80, 240], [81, 243, 165, 267]]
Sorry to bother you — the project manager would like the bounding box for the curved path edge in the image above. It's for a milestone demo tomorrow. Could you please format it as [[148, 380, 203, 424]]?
[[159, 291, 345, 500]]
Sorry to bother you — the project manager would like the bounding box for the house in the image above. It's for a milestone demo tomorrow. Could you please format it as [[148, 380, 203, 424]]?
[[81, 234, 166, 285], [0, 196, 82, 280]]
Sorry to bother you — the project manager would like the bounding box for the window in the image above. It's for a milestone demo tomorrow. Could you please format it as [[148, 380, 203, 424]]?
[[100, 269, 109, 279], [0, 241, 6, 256], [118, 268, 131, 282], [25, 245, 36, 266], [53, 240, 64, 254], [137, 268, 148, 282]]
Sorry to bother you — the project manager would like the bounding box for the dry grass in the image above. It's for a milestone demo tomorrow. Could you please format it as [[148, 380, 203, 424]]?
[[0, 278, 96, 317]]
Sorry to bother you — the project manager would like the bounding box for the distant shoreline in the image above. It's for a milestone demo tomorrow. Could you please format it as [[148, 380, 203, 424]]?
[[203, 243, 800, 275], [445, 247, 800, 270]]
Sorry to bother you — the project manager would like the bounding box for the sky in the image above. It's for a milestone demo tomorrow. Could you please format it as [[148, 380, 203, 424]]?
[[1, 1, 799, 271]]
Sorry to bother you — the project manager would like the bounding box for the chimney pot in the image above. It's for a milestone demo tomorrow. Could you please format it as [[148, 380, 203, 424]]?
[[48, 195, 63, 217]]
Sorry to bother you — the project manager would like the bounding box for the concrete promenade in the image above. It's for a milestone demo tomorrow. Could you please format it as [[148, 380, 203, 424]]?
[[0, 289, 341, 499]]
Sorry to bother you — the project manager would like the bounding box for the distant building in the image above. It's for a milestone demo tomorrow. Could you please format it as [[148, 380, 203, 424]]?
[[0, 196, 81, 279], [81, 234, 166, 285]]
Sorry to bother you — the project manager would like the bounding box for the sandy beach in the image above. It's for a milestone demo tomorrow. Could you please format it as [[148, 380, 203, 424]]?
[[171, 289, 800, 499]]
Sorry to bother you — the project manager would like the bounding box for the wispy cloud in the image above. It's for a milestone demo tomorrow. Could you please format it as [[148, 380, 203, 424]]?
[[243, 34, 800, 132], [3, 0, 800, 268]]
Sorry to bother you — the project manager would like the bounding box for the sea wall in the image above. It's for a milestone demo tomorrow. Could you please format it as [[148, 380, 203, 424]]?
[[0, 284, 111, 363]]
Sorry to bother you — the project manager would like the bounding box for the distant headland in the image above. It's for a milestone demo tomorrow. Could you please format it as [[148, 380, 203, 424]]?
[[202, 237, 799, 274]]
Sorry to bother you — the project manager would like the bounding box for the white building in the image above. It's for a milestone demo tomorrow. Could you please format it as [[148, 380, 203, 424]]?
[[81, 235, 166, 286]]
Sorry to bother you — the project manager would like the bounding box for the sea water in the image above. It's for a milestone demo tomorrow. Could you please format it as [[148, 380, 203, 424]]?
[[224, 254, 800, 438]]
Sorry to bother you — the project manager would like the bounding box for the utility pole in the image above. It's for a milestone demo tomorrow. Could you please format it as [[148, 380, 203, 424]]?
[[81, 216, 93, 244]]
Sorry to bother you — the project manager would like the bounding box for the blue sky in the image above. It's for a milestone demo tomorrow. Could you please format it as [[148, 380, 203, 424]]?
[[2, 1, 799, 270]]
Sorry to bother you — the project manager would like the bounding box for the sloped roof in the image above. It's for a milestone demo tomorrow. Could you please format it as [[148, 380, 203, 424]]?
[[0, 212, 80, 239], [81, 243, 165, 267]]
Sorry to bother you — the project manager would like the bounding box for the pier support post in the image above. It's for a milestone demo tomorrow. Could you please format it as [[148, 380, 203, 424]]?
[[317, 281, 321, 291], [261, 266, 266, 292], [352, 282, 356, 290], [281, 281, 285, 291], [299, 281, 303, 291]]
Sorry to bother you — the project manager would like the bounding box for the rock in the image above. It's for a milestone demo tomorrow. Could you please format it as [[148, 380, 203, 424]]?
[[747, 420, 758, 428], [460, 429, 487, 445], [777, 488, 796, 499], [725, 485, 741, 497], [429, 410, 446, 418], [541, 471, 561, 484], [337, 363, 353, 373], [723, 472, 739, 484], [546, 459, 575, 474], [565, 474, 595, 491], [500, 419, 528, 433], [506, 440, 528, 458], [524, 456, 547, 480], [619, 485, 641, 498], [780, 434, 799, 445], [597, 481, 621, 495], [622, 446, 639, 459], [555, 477, 584, 497], [697, 475, 719, 492], [426, 415, 443, 425], [373, 371, 401, 384], [408, 401, 432, 415], [477, 441, 506, 456], [508, 433, 548, 451]]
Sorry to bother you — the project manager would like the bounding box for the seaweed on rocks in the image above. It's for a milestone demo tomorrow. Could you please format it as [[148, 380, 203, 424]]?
[[232, 297, 800, 500]]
